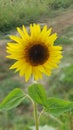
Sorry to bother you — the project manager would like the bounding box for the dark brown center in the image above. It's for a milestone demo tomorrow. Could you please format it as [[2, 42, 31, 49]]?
[[25, 44, 49, 66]]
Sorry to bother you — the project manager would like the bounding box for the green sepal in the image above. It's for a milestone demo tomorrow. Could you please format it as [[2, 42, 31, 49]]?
[[0, 88, 26, 111], [28, 83, 47, 106]]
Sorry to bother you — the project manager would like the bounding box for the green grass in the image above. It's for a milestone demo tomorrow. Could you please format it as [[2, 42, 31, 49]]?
[[0, 78, 24, 101], [60, 65, 73, 90], [47, 64, 73, 98], [55, 37, 73, 45], [0, 56, 14, 80], [0, 0, 73, 32]]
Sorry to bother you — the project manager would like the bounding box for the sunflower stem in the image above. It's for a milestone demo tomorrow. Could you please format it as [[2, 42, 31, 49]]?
[[34, 102, 39, 130]]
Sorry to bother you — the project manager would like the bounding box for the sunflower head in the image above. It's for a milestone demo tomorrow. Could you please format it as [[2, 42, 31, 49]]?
[[6, 24, 63, 81]]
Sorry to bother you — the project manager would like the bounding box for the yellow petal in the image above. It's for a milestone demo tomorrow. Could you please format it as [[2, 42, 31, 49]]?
[[32, 67, 42, 80], [49, 46, 62, 51], [42, 25, 47, 33], [9, 35, 22, 43], [25, 65, 32, 81], [6, 53, 24, 59], [45, 60, 58, 68], [48, 33, 57, 45], [43, 67, 51, 76], [17, 27, 25, 39], [38, 65, 51, 76], [30, 24, 40, 38], [40, 26, 52, 43], [47, 28, 52, 36], [10, 60, 25, 69], [38, 65, 46, 73], [22, 25, 29, 38]]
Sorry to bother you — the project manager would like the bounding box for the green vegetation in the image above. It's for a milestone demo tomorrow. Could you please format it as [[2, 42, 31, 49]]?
[[0, 78, 24, 100], [0, 0, 73, 32], [48, 0, 73, 9], [55, 37, 73, 45]]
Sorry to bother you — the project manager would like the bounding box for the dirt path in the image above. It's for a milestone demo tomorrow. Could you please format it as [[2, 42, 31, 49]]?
[[42, 9, 73, 34]]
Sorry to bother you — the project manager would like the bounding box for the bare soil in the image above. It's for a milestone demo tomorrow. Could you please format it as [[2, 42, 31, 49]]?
[[43, 9, 73, 34]]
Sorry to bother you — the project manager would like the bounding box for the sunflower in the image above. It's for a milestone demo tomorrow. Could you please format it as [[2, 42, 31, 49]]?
[[6, 24, 63, 81]]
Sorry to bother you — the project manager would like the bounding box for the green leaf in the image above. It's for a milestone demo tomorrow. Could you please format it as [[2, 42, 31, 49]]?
[[45, 98, 73, 116], [28, 83, 47, 106], [0, 88, 25, 111]]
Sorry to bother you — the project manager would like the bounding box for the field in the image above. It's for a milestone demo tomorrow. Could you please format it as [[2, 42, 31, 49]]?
[[0, 0, 73, 130]]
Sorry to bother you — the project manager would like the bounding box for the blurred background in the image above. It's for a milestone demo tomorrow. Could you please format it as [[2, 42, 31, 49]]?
[[0, 0, 73, 130]]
